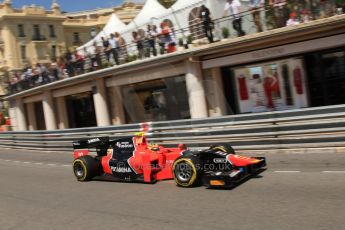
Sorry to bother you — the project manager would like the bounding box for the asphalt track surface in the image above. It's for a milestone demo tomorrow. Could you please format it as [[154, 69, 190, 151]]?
[[0, 148, 345, 230]]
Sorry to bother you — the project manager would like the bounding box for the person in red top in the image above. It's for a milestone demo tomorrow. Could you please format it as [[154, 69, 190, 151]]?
[[160, 23, 176, 53]]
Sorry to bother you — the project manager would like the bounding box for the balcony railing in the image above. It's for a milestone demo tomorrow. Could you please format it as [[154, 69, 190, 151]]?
[[32, 35, 47, 41]]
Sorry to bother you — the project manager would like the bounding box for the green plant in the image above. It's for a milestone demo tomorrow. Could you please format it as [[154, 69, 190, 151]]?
[[221, 27, 230, 39], [101, 62, 110, 69], [187, 34, 193, 44], [178, 37, 184, 47], [125, 54, 138, 63]]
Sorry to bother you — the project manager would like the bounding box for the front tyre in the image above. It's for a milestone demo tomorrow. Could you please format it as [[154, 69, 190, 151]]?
[[173, 157, 200, 187], [73, 155, 98, 181]]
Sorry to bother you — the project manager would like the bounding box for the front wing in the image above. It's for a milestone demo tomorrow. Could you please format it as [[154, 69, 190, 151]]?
[[203, 157, 267, 188]]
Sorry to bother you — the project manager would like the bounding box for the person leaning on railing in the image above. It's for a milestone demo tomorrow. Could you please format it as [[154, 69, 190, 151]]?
[[269, 0, 288, 28], [132, 30, 145, 59], [199, 4, 214, 43], [108, 33, 120, 65], [146, 24, 158, 57], [223, 0, 246, 37], [249, 0, 264, 32], [115, 32, 127, 62]]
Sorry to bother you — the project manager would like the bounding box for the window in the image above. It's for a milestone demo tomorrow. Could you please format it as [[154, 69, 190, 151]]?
[[73, 32, 80, 44], [33, 24, 41, 40], [20, 45, 26, 59], [49, 25, 56, 38], [18, 24, 25, 37], [51, 45, 56, 59]]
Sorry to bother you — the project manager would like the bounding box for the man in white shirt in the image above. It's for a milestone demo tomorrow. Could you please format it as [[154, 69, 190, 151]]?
[[108, 33, 119, 65], [286, 12, 300, 26], [223, 0, 246, 37]]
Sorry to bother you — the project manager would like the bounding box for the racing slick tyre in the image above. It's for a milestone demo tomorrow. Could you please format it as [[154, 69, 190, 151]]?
[[173, 157, 201, 187], [210, 144, 235, 154], [73, 155, 99, 181]]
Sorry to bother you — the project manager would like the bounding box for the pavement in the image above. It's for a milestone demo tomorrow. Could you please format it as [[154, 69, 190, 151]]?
[[0, 148, 344, 230]]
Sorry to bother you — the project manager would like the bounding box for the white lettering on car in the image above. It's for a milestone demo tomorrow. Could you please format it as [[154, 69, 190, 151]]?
[[116, 142, 134, 148], [111, 166, 132, 173], [213, 158, 227, 163], [87, 138, 100, 144]]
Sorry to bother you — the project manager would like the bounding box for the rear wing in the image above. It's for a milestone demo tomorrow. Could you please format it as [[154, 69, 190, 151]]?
[[72, 136, 110, 149]]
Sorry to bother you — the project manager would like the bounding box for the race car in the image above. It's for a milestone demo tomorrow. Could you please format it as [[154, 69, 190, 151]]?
[[72, 133, 266, 188]]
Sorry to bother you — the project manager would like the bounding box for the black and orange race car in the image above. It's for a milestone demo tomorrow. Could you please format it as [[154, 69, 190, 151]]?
[[72, 133, 266, 188]]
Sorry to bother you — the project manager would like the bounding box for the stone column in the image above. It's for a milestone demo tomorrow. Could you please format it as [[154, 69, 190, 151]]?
[[56, 96, 69, 129], [8, 102, 17, 131], [15, 98, 27, 131], [208, 67, 227, 117], [185, 58, 208, 118], [93, 78, 111, 126], [108, 86, 125, 125], [26, 102, 37, 130], [42, 91, 57, 130]]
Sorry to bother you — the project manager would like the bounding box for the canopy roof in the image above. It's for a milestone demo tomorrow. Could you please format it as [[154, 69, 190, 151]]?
[[78, 13, 126, 51], [125, 0, 169, 31]]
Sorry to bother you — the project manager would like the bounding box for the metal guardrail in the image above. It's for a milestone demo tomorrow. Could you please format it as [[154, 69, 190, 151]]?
[[1, 104, 345, 152]]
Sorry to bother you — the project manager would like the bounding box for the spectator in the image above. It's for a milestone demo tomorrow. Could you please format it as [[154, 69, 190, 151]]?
[[39, 63, 50, 83], [132, 31, 144, 59], [58, 57, 67, 77], [23, 67, 32, 88], [269, 0, 287, 28], [9, 74, 19, 93], [249, 0, 264, 32], [286, 12, 300, 26], [83, 47, 92, 73], [114, 32, 127, 61], [108, 33, 120, 65], [301, 9, 310, 23], [50, 59, 59, 81], [93, 44, 102, 70], [146, 25, 158, 57], [74, 50, 84, 74], [199, 4, 214, 43], [156, 24, 166, 55], [101, 36, 111, 62], [223, 0, 246, 37], [160, 22, 176, 53]]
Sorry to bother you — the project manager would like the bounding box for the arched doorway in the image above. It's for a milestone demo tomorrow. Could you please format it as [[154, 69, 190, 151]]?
[[188, 7, 203, 41]]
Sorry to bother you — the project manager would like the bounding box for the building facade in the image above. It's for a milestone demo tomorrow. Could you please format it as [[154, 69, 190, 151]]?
[[0, 0, 143, 96]]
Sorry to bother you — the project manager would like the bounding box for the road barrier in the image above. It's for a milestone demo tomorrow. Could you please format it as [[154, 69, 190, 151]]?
[[1, 104, 345, 152]]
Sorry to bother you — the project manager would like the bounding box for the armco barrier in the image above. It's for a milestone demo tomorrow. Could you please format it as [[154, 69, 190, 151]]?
[[0, 104, 345, 152]]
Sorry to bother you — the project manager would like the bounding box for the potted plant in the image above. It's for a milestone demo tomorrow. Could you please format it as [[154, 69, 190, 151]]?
[[125, 54, 138, 63], [186, 34, 194, 48], [221, 27, 230, 39], [178, 37, 184, 47], [177, 37, 185, 51]]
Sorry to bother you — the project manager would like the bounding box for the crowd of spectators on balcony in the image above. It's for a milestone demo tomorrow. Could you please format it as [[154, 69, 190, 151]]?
[[7, 0, 343, 95]]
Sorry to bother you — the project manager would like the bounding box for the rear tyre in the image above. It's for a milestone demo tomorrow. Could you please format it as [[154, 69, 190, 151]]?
[[173, 157, 201, 187], [210, 144, 235, 154], [73, 155, 98, 181]]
